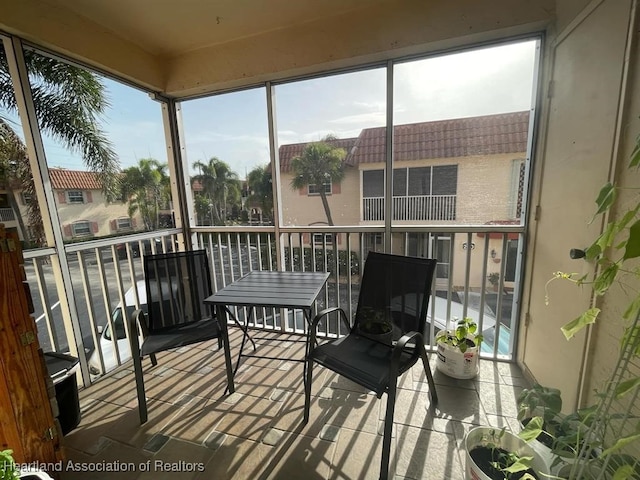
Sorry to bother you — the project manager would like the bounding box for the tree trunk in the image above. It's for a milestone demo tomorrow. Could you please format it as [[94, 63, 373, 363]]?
[[319, 191, 334, 226]]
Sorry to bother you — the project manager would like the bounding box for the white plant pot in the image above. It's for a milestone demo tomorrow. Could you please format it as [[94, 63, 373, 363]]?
[[464, 426, 550, 480], [435, 331, 480, 379], [519, 419, 564, 475], [19, 470, 55, 479]]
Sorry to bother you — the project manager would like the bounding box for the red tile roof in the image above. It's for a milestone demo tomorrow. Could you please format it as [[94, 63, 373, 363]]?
[[278, 111, 530, 170], [49, 168, 103, 190]]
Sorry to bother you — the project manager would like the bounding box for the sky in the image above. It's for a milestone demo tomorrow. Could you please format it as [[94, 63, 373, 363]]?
[[7, 38, 539, 180]]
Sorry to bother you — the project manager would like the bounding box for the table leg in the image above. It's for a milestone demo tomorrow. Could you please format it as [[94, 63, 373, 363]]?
[[303, 308, 312, 392], [217, 305, 235, 395]]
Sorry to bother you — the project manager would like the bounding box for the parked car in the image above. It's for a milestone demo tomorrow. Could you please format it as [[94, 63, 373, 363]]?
[[88, 281, 146, 376]]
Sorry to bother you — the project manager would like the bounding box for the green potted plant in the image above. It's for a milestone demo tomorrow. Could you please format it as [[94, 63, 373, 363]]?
[[0, 450, 54, 480], [1, 450, 19, 480], [357, 306, 393, 345], [435, 317, 483, 379], [517, 384, 589, 473], [464, 424, 550, 479]]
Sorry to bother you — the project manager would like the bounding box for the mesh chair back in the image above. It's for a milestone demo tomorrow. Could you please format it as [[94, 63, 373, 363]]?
[[354, 252, 437, 343], [143, 250, 213, 332]]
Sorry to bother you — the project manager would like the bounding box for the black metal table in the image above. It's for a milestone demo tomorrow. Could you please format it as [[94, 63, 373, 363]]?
[[204, 270, 330, 394]]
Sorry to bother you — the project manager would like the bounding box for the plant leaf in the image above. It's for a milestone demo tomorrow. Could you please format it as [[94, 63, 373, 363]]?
[[623, 295, 640, 321], [601, 433, 640, 456], [503, 456, 533, 473], [592, 221, 618, 256], [613, 464, 635, 480], [623, 220, 640, 260], [561, 308, 601, 340], [585, 242, 602, 260], [593, 182, 616, 218], [594, 263, 619, 295], [615, 377, 640, 398], [519, 416, 544, 442], [630, 137, 640, 168]]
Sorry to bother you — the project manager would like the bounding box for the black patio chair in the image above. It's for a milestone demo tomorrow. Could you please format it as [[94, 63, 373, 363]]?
[[128, 249, 232, 423], [303, 252, 438, 480]]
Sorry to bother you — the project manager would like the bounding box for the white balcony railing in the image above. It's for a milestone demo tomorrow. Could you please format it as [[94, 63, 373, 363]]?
[[0, 207, 16, 222], [22, 224, 522, 387], [363, 195, 456, 221]]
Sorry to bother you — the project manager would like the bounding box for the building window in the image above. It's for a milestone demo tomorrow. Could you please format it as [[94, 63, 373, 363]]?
[[72, 221, 92, 237], [308, 182, 332, 195], [67, 191, 84, 204], [504, 239, 519, 282], [313, 233, 333, 245], [363, 170, 384, 197], [21, 192, 32, 205], [117, 217, 132, 230]]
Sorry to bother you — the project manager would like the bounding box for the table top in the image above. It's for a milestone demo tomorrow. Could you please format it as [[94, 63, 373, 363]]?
[[204, 270, 330, 309]]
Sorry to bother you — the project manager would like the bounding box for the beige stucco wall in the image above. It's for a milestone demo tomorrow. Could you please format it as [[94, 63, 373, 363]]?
[[521, 0, 636, 411], [52, 189, 141, 240], [281, 152, 523, 291], [580, 14, 640, 406], [279, 165, 361, 227]]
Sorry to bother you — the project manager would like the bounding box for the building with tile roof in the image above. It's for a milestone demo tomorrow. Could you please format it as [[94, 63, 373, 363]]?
[[278, 110, 529, 228], [278, 111, 530, 290], [5, 168, 145, 242]]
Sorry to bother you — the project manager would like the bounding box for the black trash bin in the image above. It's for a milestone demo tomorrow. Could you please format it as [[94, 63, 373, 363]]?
[[44, 352, 81, 435]]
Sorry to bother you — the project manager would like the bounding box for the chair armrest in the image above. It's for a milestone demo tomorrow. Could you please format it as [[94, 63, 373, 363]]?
[[309, 307, 350, 349], [128, 309, 146, 354], [390, 331, 424, 377]]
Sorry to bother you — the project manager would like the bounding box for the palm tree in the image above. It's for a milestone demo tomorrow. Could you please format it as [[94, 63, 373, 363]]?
[[120, 158, 169, 231], [0, 49, 119, 245], [290, 135, 347, 226], [191, 157, 240, 225], [246, 164, 273, 223]]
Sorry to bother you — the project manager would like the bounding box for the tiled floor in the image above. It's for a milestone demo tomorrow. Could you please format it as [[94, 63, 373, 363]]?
[[60, 329, 529, 480]]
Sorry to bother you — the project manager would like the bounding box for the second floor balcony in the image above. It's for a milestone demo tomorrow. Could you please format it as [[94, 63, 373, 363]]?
[[363, 195, 457, 222]]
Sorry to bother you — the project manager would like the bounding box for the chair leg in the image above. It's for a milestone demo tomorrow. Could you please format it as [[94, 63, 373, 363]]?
[[150, 353, 158, 367], [380, 383, 397, 480], [132, 346, 148, 424], [303, 358, 314, 425], [419, 344, 438, 406]]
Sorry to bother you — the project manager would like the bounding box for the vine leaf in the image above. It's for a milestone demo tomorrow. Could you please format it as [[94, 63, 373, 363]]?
[[623, 220, 640, 260], [601, 433, 640, 457], [593, 182, 616, 219], [518, 416, 543, 442], [561, 308, 601, 340], [615, 377, 640, 399], [613, 464, 635, 480], [630, 136, 640, 168], [594, 263, 619, 295]]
